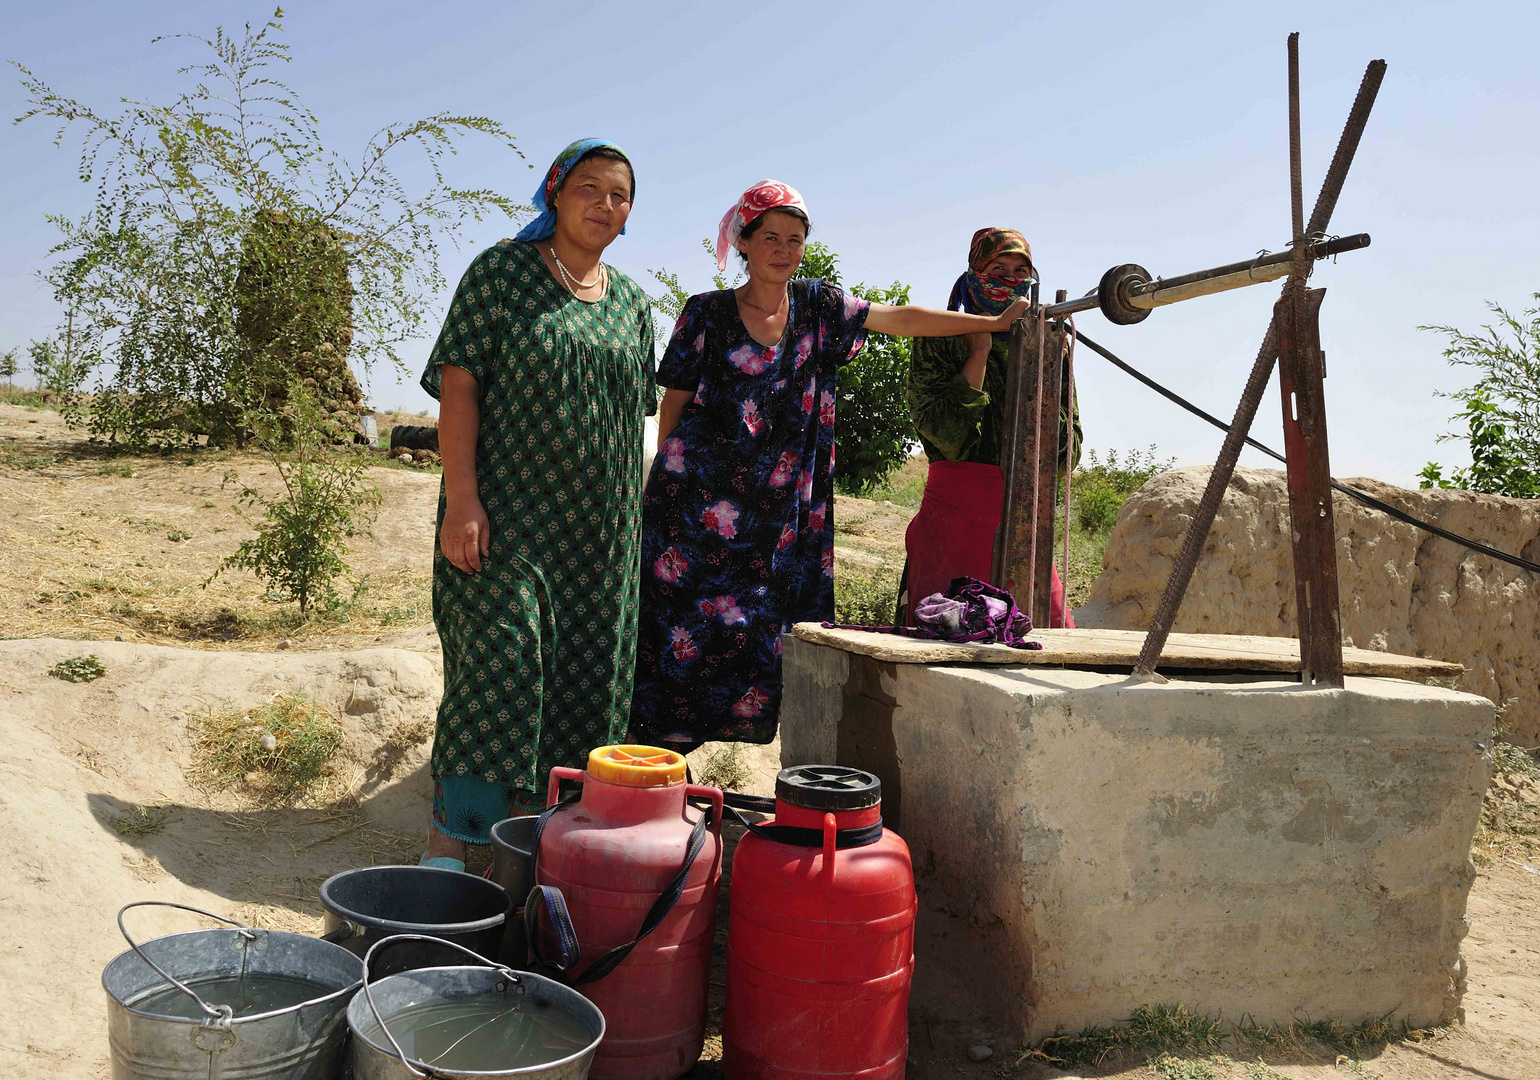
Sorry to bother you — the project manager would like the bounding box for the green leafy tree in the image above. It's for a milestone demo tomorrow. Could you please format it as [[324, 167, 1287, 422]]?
[[648, 238, 915, 495], [28, 336, 92, 394], [1419, 296, 1540, 498], [210, 381, 383, 615], [14, 8, 527, 447], [797, 243, 914, 495], [0, 348, 18, 386], [1418, 391, 1540, 497]]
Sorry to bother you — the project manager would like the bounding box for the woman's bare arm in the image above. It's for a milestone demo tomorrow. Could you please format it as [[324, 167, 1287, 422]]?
[[865, 296, 1028, 338], [656, 387, 693, 446], [437, 364, 490, 573]]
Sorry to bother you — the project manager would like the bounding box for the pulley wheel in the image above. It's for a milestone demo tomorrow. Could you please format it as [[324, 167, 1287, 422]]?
[[1098, 263, 1153, 325]]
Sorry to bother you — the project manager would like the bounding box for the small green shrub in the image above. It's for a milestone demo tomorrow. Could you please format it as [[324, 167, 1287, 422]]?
[[867, 467, 926, 508], [1075, 483, 1124, 533], [210, 382, 381, 615], [166, 529, 191, 543], [1069, 445, 1175, 533], [49, 654, 106, 682], [1418, 297, 1540, 498], [834, 564, 901, 626]]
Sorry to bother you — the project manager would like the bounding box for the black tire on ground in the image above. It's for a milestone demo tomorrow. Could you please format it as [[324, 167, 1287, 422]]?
[[390, 425, 439, 452]]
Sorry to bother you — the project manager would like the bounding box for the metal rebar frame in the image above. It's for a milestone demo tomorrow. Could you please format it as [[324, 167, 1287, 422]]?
[[988, 35, 1386, 682], [1132, 47, 1385, 680]]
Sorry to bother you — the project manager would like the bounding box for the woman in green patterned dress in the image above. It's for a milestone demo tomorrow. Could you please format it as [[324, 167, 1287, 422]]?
[[419, 140, 656, 869]]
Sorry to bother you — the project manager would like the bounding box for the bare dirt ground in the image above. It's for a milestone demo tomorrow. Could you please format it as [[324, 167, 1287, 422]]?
[[2, 396, 1537, 1080], [0, 398, 906, 649]]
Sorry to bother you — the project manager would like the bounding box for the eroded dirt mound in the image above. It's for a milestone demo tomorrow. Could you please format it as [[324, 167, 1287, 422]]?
[[1079, 466, 1540, 744], [0, 637, 441, 1078]]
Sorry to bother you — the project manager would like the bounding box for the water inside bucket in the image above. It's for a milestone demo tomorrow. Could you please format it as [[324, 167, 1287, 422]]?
[[131, 973, 333, 1020], [356, 993, 592, 1071]]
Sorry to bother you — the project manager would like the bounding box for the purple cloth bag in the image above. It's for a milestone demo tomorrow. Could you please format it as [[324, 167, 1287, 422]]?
[[822, 576, 1042, 650]]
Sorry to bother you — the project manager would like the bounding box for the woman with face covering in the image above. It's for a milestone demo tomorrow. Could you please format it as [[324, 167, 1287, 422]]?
[[630, 182, 1027, 754], [903, 227, 1081, 629], [418, 139, 656, 870]]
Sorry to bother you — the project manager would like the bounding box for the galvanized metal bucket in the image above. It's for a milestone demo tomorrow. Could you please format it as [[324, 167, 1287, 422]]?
[[488, 815, 538, 965], [348, 934, 604, 1080], [103, 901, 364, 1080]]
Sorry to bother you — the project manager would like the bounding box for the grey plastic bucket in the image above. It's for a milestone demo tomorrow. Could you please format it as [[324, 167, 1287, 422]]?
[[488, 815, 538, 965], [347, 935, 604, 1079], [103, 901, 364, 1080], [320, 866, 512, 977]]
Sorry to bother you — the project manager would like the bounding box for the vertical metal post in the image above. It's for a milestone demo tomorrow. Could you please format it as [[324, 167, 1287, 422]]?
[[992, 305, 1065, 630], [1277, 288, 1344, 684], [1030, 319, 1065, 628], [993, 312, 1042, 618]]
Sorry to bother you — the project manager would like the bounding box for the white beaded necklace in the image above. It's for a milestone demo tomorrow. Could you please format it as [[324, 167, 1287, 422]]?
[[550, 245, 607, 299]]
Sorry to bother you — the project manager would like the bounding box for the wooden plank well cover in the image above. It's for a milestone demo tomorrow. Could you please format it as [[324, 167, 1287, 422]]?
[[791, 624, 1461, 680]]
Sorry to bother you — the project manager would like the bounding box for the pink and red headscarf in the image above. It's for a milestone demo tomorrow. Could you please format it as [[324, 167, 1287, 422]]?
[[716, 179, 807, 270]]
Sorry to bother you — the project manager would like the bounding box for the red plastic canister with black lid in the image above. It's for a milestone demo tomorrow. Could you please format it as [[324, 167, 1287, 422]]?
[[723, 765, 916, 1079]]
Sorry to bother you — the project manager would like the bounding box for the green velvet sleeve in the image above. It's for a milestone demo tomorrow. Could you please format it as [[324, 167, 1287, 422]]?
[[908, 335, 991, 462]]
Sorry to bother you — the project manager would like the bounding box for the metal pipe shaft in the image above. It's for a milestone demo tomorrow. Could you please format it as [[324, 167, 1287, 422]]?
[[1042, 233, 1368, 319], [1128, 233, 1368, 309]]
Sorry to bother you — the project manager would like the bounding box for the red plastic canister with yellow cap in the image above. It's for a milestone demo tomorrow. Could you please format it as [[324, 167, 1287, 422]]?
[[531, 745, 724, 1080]]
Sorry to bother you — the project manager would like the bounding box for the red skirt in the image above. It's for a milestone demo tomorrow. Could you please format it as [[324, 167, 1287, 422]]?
[[902, 460, 1073, 629]]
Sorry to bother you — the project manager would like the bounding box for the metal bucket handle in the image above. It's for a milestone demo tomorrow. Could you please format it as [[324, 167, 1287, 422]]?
[[117, 901, 259, 1026], [361, 933, 523, 1079]]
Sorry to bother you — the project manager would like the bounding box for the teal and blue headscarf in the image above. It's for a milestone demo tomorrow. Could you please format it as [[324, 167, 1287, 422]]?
[[514, 138, 632, 242]]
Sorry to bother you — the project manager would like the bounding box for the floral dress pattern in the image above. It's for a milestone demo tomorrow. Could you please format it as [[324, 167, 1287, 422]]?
[[632, 280, 870, 747], [420, 239, 656, 794]]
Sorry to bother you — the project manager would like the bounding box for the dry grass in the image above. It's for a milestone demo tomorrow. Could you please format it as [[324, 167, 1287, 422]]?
[[3, 407, 1112, 652], [189, 694, 347, 805], [1015, 1003, 1434, 1074], [1473, 737, 1540, 865], [695, 743, 750, 791], [111, 804, 169, 836], [0, 400, 437, 650]]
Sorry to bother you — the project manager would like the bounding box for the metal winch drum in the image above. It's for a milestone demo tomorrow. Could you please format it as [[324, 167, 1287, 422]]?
[[320, 865, 513, 976], [348, 935, 605, 1080], [102, 901, 364, 1080]]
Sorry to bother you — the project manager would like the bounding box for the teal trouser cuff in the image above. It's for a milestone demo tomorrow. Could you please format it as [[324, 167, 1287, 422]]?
[[431, 775, 543, 844]]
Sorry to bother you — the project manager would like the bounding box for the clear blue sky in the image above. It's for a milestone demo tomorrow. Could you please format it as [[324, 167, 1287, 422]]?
[[3, 0, 1537, 486]]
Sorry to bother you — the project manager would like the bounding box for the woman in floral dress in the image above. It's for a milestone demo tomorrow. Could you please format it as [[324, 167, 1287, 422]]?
[[420, 139, 655, 870], [630, 181, 1027, 753]]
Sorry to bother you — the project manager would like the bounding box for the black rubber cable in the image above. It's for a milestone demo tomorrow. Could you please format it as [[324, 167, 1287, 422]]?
[[1073, 330, 1540, 577]]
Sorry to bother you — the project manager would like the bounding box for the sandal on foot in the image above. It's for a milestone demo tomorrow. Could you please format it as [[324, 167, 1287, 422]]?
[[418, 854, 466, 873]]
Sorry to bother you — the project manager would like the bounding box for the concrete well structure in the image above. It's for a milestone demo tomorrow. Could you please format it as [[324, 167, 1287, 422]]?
[[779, 633, 1495, 1041]]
